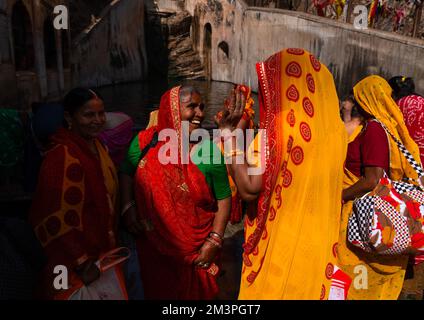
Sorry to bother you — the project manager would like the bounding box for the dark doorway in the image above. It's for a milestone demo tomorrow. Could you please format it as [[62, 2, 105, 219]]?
[[11, 1, 34, 71], [44, 19, 57, 69], [61, 30, 70, 68], [217, 41, 229, 63]]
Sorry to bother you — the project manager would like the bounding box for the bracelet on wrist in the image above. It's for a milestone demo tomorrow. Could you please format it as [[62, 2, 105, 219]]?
[[223, 149, 245, 158], [209, 231, 224, 241], [206, 237, 222, 249]]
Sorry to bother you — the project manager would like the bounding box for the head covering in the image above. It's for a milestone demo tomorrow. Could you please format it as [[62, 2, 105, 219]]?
[[239, 48, 347, 299], [133, 86, 219, 299], [353, 75, 421, 181]]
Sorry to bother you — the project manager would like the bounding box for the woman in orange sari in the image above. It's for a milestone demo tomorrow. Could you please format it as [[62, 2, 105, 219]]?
[[337, 75, 423, 300], [29, 88, 124, 300], [217, 48, 347, 299]]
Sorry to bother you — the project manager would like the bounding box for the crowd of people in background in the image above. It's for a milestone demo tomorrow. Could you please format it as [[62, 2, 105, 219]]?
[[1, 47, 424, 300]]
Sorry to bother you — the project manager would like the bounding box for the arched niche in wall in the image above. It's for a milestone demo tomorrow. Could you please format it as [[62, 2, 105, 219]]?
[[11, 0, 34, 71], [43, 18, 57, 70], [203, 23, 212, 80], [217, 41, 229, 64]]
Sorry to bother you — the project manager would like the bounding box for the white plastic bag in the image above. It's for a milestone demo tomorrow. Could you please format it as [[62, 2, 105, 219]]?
[[69, 247, 130, 300]]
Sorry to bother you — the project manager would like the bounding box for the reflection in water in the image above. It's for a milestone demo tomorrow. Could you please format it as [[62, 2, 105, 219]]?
[[97, 79, 259, 130]]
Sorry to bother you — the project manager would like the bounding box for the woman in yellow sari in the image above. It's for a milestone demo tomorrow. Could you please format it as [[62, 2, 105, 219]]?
[[337, 75, 423, 300], [217, 48, 347, 299]]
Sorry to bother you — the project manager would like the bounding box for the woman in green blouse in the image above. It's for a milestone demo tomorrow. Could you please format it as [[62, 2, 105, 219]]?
[[119, 85, 232, 300]]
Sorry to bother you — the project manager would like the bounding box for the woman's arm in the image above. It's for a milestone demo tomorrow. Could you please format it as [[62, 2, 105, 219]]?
[[119, 173, 144, 235], [227, 150, 262, 202], [212, 197, 231, 237], [342, 166, 384, 202], [193, 197, 231, 268], [217, 87, 263, 202], [119, 135, 145, 235]]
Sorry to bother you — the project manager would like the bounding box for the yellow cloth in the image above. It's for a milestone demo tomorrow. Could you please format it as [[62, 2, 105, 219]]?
[[146, 110, 159, 129], [334, 0, 346, 17], [347, 124, 363, 144], [96, 139, 119, 214], [336, 75, 421, 300], [238, 49, 347, 300], [354, 75, 422, 180]]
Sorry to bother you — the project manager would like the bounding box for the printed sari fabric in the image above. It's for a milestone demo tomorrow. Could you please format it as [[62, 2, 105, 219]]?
[[398, 95, 424, 166], [337, 76, 422, 300], [29, 128, 119, 299], [238, 48, 347, 300], [134, 86, 220, 300]]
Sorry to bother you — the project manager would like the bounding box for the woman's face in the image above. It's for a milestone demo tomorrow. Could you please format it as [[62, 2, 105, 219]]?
[[180, 92, 205, 134], [68, 98, 106, 140], [342, 99, 354, 112]]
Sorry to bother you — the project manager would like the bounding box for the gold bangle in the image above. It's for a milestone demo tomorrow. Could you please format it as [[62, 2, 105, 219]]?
[[223, 149, 245, 158]]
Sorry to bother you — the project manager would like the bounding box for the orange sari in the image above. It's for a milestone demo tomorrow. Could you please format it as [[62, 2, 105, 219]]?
[[239, 48, 347, 300]]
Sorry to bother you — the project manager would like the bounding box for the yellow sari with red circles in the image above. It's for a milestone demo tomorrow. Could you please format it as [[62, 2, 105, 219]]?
[[238, 49, 347, 300]]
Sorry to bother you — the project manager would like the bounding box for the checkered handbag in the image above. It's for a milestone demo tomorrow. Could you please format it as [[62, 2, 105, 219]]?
[[347, 121, 424, 255]]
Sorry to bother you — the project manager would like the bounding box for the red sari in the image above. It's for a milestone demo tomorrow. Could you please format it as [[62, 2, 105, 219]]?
[[29, 128, 119, 299], [134, 86, 219, 300]]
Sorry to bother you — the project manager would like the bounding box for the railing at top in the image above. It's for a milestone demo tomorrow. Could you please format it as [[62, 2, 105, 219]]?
[[241, 0, 423, 40]]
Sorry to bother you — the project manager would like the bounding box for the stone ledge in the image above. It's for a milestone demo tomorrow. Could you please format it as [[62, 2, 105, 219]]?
[[244, 6, 424, 47]]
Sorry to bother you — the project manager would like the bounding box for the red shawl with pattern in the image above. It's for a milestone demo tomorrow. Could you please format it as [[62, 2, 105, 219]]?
[[29, 128, 118, 299]]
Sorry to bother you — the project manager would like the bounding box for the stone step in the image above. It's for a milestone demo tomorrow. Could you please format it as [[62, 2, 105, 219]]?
[[163, 10, 205, 80]]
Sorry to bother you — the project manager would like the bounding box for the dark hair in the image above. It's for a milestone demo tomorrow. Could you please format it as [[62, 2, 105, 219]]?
[[63, 87, 103, 116], [342, 93, 362, 118], [388, 76, 416, 100]]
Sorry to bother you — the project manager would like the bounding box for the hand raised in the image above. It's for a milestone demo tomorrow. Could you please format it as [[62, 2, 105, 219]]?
[[215, 86, 246, 131]]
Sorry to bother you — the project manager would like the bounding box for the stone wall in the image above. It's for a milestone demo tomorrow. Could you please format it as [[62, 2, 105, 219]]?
[[158, 0, 424, 96], [0, 1, 17, 106], [0, 0, 72, 109], [72, 0, 148, 87]]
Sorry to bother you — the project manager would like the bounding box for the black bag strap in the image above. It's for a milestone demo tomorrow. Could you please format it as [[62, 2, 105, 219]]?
[[138, 131, 159, 163]]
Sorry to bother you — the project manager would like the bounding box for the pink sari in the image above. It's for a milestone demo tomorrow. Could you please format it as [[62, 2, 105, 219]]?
[[398, 95, 424, 166]]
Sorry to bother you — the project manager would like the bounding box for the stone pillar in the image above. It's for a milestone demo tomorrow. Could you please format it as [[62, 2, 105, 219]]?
[[55, 29, 65, 93], [32, 0, 48, 98]]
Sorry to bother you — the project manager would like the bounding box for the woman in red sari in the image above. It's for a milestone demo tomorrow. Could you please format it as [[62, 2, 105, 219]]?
[[119, 86, 232, 299], [29, 88, 124, 300]]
